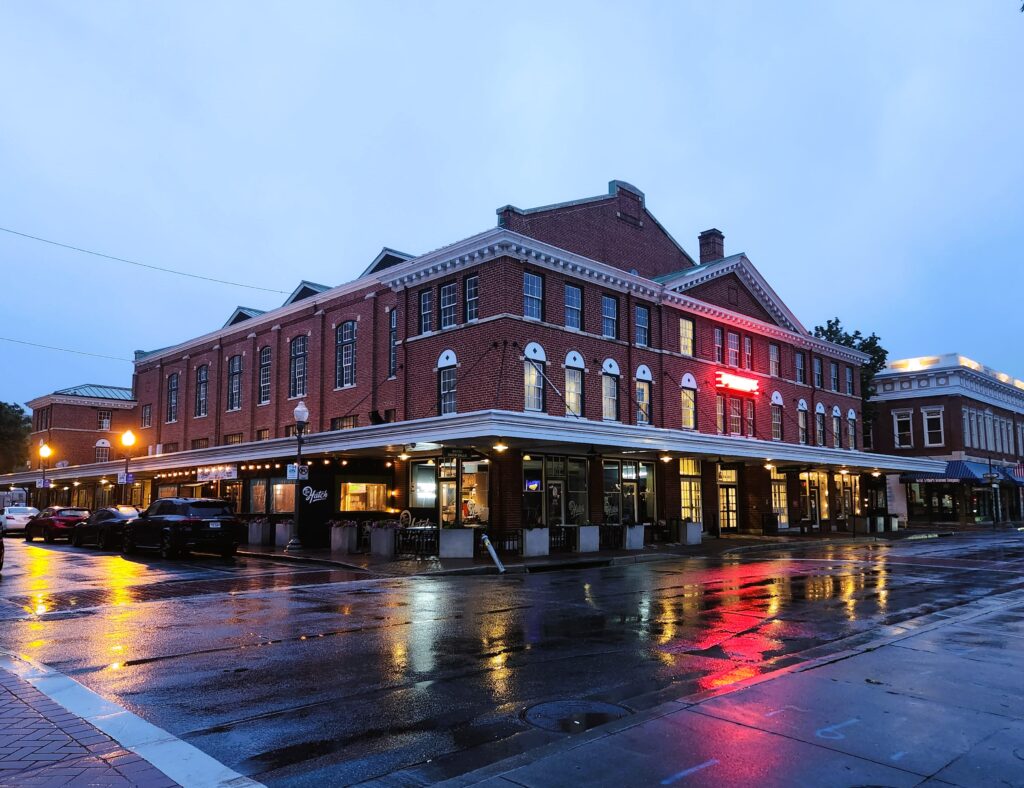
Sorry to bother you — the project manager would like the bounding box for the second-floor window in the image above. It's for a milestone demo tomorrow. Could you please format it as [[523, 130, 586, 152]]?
[[258, 347, 272, 404], [524, 360, 544, 411], [440, 282, 457, 329], [681, 385, 696, 430], [602, 373, 619, 420], [894, 411, 913, 448], [846, 367, 855, 395], [524, 272, 543, 320], [439, 367, 457, 415], [679, 318, 694, 356], [771, 404, 783, 440], [813, 357, 824, 388], [194, 365, 208, 418], [848, 414, 857, 449], [227, 355, 242, 410], [95, 445, 109, 463], [923, 408, 944, 447], [141, 404, 152, 428], [798, 408, 808, 444], [714, 328, 724, 363], [565, 366, 583, 417], [716, 395, 725, 434], [388, 309, 398, 377], [601, 295, 618, 338], [464, 275, 479, 321], [636, 380, 651, 425], [769, 344, 780, 377], [97, 409, 111, 431], [729, 397, 742, 435], [166, 373, 179, 423], [419, 289, 433, 334], [833, 413, 842, 448], [727, 332, 740, 366], [815, 410, 826, 446], [745, 400, 755, 437], [635, 305, 649, 347], [336, 321, 357, 388], [289, 336, 308, 398], [830, 362, 839, 392], [743, 336, 752, 369], [795, 352, 806, 384], [565, 284, 582, 329]]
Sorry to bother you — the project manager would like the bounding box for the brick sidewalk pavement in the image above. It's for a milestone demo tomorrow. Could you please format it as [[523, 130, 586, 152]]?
[[0, 668, 178, 788]]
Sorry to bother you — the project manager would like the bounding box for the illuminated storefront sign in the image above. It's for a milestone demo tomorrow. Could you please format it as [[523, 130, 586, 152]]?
[[715, 371, 759, 394], [197, 464, 238, 482]]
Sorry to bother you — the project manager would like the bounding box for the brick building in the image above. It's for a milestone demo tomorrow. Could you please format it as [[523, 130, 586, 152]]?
[[3, 181, 939, 547], [869, 354, 1024, 524]]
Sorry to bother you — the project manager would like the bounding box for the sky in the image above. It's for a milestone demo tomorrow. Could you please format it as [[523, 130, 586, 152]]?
[[1, 1, 1022, 410]]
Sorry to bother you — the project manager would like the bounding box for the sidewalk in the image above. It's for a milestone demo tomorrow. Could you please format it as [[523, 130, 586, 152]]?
[[0, 668, 178, 788]]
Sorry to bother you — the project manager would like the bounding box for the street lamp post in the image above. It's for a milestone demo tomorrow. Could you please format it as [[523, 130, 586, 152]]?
[[38, 443, 52, 507], [120, 430, 136, 505], [286, 401, 309, 552], [983, 456, 1001, 528]]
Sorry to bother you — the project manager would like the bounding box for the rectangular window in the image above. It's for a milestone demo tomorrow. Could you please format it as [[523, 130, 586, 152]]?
[[847, 416, 856, 449], [258, 346, 272, 404], [923, 409, 944, 447], [743, 336, 752, 369], [845, 367, 855, 396], [272, 482, 295, 513], [565, 284, 582, 330], [716, 395, 725, 434], [330, 416, 359, 430], [256, 428, 270, 441], [830, 362, 839, 392], [289, 336, 308, 398], [464, 275, 479, 322], [227, 355, 243, 410], [162, 442, 178, 454], [714, 328, 724, 363], [894, 411, 913, 448], [745, 400, 755, 437], [863, 419, 874, 450], [815, 412, 826, 446], [524, 272, 543, 320], [339, 482, 388, 512], [97, 410, 111, 431], [565, 367, 583, 417], [191, 438, 209, 450], [679, 459, 702, 524], [141, 404, 152, 428], [963, 409, 972, 449], [224, 433, 244, 445], [769, 344, 780, 377], [636, 380, 651, 425], [419, 289, 433, 334], [813, 357, 823, 388], [679, 318, 694, 356], [635, 305, 650, 347], [771, 404, 783, 440], [335, 322, 357, 388], [727, 332, 740, 367], [166, 374, 179, 423], [601, 295, 618, 338], [524, 361, 544, 411], [799, 410, 808, 444], [681, 388, 696, 430], [602, 374, 619, 420], [833, 414, 842, 448], [194, 366, 208, 418], [95, 446, 110, 462], [795, 352, 806, 384], [388, 309, 398, 378], [440, 367, 457, 415], [729, 397, 742, 435], [440, 282, 457, 329]]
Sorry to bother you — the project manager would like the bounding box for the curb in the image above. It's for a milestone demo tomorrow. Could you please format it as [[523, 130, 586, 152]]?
[[236, 549, 374, 573]]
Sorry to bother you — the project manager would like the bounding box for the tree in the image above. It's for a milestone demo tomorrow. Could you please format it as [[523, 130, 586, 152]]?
[[813, 318, 889, 425], [0, 402, 31, 473]]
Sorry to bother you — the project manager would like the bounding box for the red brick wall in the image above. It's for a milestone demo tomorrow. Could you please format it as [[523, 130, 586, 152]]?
[[28, 401, 141, 468], [684, 273, 779, 326]]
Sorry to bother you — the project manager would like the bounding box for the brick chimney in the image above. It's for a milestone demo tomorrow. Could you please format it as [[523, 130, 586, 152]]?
[[698, 228, 724, 264]]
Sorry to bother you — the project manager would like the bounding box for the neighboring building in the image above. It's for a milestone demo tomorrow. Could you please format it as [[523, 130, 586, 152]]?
[[2, 181, 940, 545], [869, 354, 1024, 524]]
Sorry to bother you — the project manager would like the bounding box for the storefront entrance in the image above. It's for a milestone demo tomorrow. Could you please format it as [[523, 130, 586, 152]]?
[[718, 468, 738, 531]]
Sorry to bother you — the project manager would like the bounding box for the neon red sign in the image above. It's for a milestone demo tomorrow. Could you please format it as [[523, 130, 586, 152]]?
[[715, 370, 759, 394]]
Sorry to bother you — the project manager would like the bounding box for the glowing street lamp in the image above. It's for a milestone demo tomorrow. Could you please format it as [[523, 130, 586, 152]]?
[[120, 430, 136, 505], [38, 443, 53, 502], [286, 401, 309, 551]]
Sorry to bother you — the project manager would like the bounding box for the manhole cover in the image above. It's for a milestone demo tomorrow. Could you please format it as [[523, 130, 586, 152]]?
[[522, 700, 631, 734]]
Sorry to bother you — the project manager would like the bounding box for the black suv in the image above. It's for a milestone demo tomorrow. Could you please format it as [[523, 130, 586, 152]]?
[[123, 498, 241, 560]]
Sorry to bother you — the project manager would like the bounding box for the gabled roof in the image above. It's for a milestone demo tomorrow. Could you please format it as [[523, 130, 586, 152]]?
[[222, 306, 266, 328], [282, 280, 331, 307], [360, 247, 415, 277], [54, 384, 134, 401], [659, 253, 809, 335]]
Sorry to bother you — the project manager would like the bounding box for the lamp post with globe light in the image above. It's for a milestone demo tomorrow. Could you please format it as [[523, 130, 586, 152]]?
[[286, 401, 309, 551], [120, 430, 136, 505], [38, 443, 52, 506]]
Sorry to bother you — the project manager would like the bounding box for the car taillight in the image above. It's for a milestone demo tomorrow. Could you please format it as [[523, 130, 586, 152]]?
[[5, 516, 13, 520]]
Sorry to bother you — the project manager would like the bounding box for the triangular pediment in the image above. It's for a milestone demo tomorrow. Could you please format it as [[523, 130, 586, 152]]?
[[282, 280, 331, 307], [223, 306, 266, 328], [662, 255, 807, 334]]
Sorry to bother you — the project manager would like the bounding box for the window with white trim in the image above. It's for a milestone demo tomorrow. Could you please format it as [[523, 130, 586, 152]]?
[[440, 367, 457, 415], [714, 328, 724, 363], [524, 272, 543, 320], [635, 305, 649, 347], [893, 410, 913, 448], [601, 295, 618, 339], [769, 344, 780, 377], [771, 404, 783, 441], [833, 412, 842, 448], [798, 402, 808, 445], [464, 275, 479, 322], [289, 336, 308, 398], [813, 357, 823, 388], [194, 366, 208, 418], [923, 408, 944, 447], [681, 385, 696, 430], [716, 394, 725, 434], [140, 404, 152, 429], [743, 336, 752, 370], [259, 346, 272, 404], [679, 318, 694, 356], [524, 360, 544, 411], [565, 367, 583, 417], [679, 459, 702, 524], [388, 310, 398, 378], [830, 362, 839, 392], [440, 282, 457, 329], [727, 332, 740, 367], [564, 284, 582, 330], [795, 352, 806, 384], [845, 367, 855, 395], [847, 412, 857, 449], [419, 289, 433, 334], [745, 400, 755, 437], [335, 322, 356, 388], [166, 373, 179, 423], [95, 446, 109, 463], [226, 355, 243, 410], [97, 410, 111, 431], [602, 373, 619, 421], [729, 397, 742, 435], [636, 380, 651, 425]]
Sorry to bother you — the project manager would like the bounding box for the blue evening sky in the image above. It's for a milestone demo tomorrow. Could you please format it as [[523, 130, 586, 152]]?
[[1, 2, 1021, 409]]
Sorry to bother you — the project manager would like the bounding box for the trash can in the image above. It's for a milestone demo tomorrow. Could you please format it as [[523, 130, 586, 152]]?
[[761, 512, 779, 535]]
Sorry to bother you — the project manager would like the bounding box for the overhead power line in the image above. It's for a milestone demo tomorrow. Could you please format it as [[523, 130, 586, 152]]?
[[0, 337, 133, 362], [0, 226, 289, 294]]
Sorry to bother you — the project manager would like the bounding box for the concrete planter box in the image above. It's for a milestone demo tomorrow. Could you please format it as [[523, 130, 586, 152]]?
[[684, 521, 703, 545], [247, 520, 273, 546], [331, 525, 359, 554], [439, 528, 474, 558], [370, 528, 396, 558], [523, 527, 549, 557], [889, 515, 900, 533], [274, 522, 294, 547], [624, 525, 645, 550], [577, 525, 599, 553]]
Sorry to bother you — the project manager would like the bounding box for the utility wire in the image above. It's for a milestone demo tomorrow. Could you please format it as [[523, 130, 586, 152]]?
[[0, 226, 289, 295], [0, 337, 133, 362]]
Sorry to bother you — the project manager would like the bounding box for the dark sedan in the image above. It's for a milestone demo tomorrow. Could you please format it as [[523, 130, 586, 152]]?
[[71, 506, 139, 550], [24, 507, 91, 543]]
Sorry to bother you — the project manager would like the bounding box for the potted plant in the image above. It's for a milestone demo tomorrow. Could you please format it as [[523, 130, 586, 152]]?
[[330, 519, 360, 553], [577, 522, 600, 553], [522, 521, 549, 557], [274, 518, 294, 547], [439, 523, 474, 558], [370, 519, 399, 558], [247, 516, 273, 546]]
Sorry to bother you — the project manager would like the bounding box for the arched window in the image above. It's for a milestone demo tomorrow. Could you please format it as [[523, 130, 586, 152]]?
[[166, 373, 179, 423], [94, 439, 110, 463], [336, 321, 357, 388], [523, 342, 546, 412], [797, 399, 808, 445], [771, 391, 784, 441], [680, 373, 698, 430], [847, 408, 857, 450], [635, 365, 653, 425], [194, 365, 208, 418], [289, 336, 308, 398], [227, 355, 243, 411], [832, 405, 842, 449], [602, 359, 620, 421], [258, 347, 272, 405], [565, 351, 584, 418], [815, 402, 827, 447], [438, 350, 457, 415]]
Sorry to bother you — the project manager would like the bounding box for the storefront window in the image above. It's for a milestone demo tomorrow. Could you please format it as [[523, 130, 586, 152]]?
[[272, 480, 295, 513], [798, 471, 830, 523], [339, 483, 387, 511], [567, 458, 587, 524], [411, 461, 437, 508], [158, 484, 178, 499], [523, 457, 544, 527], [832, 474, 860, 519], [603, 461, 621, 524], [637, 462, 656, 523], [249, 479, 267, 514], [679, 459, 702, 524], [770, 467, 788, 527], [461, 460, 489, 525], [222, 481, 241, 510]]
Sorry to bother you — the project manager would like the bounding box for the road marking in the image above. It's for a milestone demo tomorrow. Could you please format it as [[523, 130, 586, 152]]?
[[815, 718, 860, 740], [764, 705, 808, 717], [0, 652, 262, 788], [661, 758, 719, 784]]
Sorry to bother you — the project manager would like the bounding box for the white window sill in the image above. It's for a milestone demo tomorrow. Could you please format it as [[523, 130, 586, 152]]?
[[334, 385, 356, 392]]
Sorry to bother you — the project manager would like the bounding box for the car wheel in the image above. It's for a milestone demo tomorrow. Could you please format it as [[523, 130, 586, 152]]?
[[71, 530, 82, 547], [43, 528, 55, 544], [24, 528, 33, 542], [98, 530, 109, 551], [121, 533, 134, 555], [159, 535, 178, 560]]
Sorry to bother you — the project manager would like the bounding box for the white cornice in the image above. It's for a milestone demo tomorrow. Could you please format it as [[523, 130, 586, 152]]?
[[26, 395, 136, 411], [873, 366, 1024, 414]]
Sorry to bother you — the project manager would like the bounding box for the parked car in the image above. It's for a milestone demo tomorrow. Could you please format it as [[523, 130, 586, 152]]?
[[123, 498, 241, 559], [1, 506, 38, 535], [24, 507, 91, 543], [71, 506, 139, 550], [1, 533, 4, 571]]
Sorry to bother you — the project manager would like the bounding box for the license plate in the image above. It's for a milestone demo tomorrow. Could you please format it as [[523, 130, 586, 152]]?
[[207, 523, 221, 529]]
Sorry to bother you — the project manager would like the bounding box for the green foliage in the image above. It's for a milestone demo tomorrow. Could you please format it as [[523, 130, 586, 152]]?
[[0, 402, 31, 473], [813, 318, 889, 421]]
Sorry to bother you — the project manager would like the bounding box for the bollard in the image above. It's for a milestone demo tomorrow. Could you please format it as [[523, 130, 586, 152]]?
[[481, 534, 506, 573]]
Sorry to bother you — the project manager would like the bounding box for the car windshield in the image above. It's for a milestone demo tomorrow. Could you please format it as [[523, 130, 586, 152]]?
[[57, 509, 89, 517], [184, 502, 234, 517], [114, 506, 139, 517], [9, 507, 34, 514]]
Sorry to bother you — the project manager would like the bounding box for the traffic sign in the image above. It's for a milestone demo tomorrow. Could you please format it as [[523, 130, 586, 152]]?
[[286, 464, 309, 480], [117, 472, 135, 484]]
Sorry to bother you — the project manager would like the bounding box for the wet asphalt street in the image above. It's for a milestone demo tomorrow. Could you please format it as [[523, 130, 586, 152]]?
[[1, 533, 1023, 787]]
